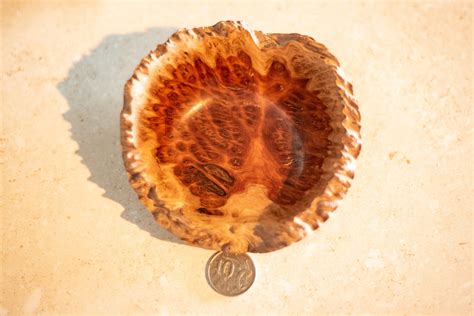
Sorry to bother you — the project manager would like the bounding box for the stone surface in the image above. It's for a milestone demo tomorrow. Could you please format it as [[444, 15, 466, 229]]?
[[1, 1, 472, 315]]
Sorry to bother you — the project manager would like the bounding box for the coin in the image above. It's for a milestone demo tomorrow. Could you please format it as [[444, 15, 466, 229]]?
[[205, 251, 256, 296]]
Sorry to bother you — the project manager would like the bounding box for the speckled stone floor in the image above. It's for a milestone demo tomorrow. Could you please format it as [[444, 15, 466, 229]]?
[[1, 1, 472, 315]]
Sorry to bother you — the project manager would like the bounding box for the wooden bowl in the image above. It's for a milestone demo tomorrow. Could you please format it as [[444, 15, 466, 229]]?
[[120, 21, 361, 253]]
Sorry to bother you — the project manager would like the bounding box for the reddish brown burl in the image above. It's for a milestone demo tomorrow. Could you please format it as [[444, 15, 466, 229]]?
[[121, 21, 361, 253]]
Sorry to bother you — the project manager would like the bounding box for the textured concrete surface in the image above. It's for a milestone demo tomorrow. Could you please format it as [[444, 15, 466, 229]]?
[[1, 1, 472, 315]]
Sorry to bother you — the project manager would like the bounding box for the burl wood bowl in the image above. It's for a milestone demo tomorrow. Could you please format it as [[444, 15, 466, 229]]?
[[121, 21, 361, 253]]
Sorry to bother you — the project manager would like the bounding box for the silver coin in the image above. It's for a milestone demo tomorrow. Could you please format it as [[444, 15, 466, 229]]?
[[205, 251, 256, 296]]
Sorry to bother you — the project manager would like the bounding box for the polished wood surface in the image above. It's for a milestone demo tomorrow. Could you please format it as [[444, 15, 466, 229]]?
[[121, 21, 361, 253]]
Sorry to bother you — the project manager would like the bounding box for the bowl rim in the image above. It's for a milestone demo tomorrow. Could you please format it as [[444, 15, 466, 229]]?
[[120, 20, 361, 253]]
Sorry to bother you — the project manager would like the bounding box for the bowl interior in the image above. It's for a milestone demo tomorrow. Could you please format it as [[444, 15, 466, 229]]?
[[142, 50, 333, 215]]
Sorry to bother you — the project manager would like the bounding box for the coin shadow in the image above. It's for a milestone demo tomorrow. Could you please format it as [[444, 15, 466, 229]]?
[[58, 27, 185, 245]]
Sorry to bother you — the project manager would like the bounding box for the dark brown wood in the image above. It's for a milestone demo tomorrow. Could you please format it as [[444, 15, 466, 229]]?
[[121, 21, 361, 253]]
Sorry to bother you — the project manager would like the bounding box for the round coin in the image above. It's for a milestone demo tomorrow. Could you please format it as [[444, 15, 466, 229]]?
[[205, 251, 256, 296]]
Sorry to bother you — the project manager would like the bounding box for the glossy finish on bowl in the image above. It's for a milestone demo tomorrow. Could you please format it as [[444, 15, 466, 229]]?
[[121, 21, 361, 253]]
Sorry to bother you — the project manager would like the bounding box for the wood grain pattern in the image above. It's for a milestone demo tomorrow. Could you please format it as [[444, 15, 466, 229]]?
[[120, 21, 361, 253]]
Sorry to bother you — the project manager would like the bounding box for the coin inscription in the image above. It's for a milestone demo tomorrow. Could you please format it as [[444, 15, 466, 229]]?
[[206, 251, 256, 296]]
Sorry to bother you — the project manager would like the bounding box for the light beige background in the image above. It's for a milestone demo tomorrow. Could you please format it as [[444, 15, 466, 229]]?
[[1, 0, 472, 315]]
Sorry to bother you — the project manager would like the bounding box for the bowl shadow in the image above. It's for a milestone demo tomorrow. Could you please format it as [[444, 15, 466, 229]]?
[[58, 27, 184, 245]]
